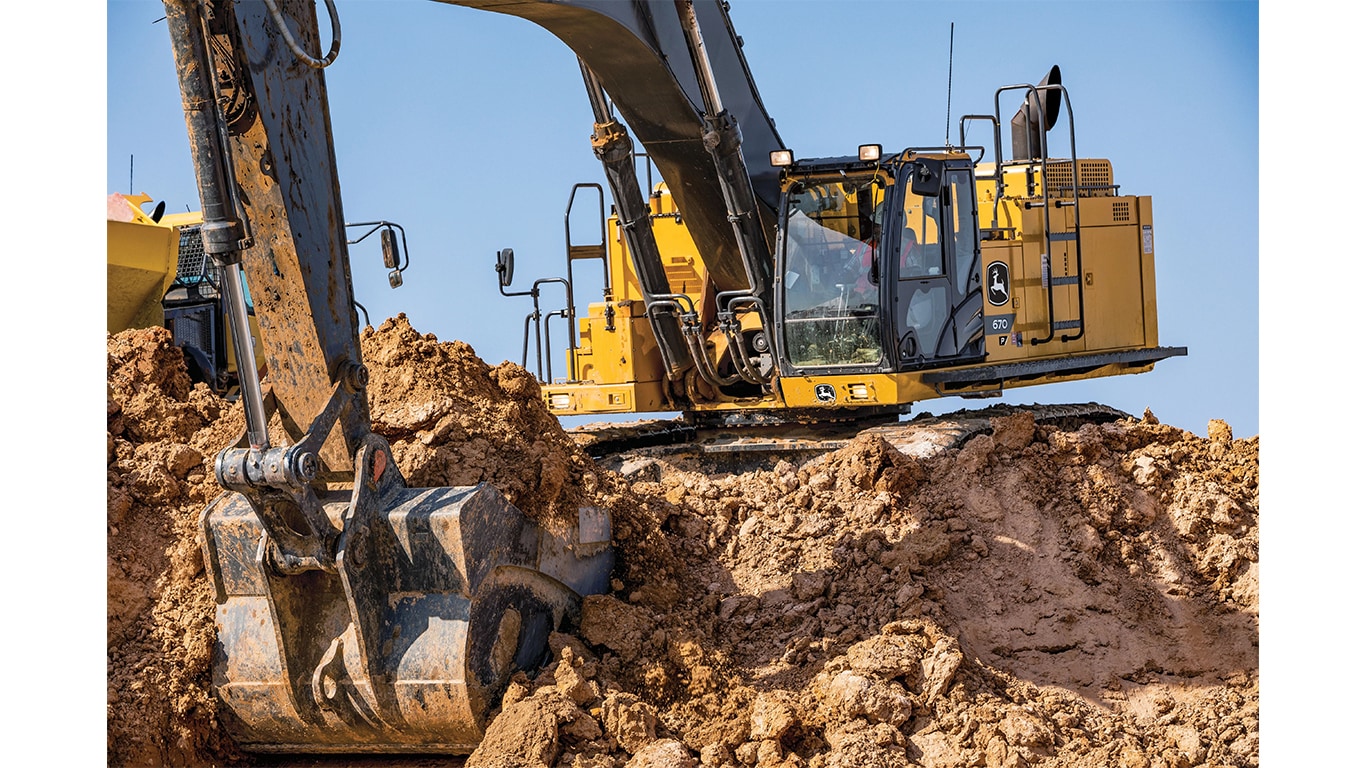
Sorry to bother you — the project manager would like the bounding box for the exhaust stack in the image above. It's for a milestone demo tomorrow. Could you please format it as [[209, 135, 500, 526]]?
[[1010, 65, 1062, 160]]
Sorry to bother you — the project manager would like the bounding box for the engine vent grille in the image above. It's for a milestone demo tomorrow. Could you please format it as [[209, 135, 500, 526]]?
[[1044, 159, 1115, 198], [164, 302, 221, 385], [168, 304, 214, 352], [1112, 201, 1132, 222]]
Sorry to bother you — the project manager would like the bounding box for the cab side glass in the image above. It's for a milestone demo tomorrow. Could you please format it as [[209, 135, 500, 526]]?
[[900, 192, 945, 279], [949, 171, 978, 295]]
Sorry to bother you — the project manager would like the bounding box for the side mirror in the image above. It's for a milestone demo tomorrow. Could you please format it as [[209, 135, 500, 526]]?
[[345, 220, 409, 289], [381, 227, 400, 269], [496, 248, 515, 287], [910, 158, 944, 197]]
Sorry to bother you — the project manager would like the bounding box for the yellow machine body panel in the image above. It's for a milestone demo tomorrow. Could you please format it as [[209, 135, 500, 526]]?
[[107, 193, 180, 332], [974, 162, 1159, 361], [559, 187, 691, 391], [605, 185, 711, 306], [553, 298, 670, 413]]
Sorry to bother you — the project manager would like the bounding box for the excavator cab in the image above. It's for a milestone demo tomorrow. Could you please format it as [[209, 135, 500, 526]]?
[[773, 152, 985, 378]]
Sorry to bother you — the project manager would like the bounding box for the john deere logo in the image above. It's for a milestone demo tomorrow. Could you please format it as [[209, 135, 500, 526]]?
[[987, 261, 1010, 306], [814, 384, 836, 403]]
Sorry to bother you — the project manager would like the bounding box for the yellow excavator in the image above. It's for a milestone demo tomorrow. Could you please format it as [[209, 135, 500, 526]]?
[[502, 57, 1182, 424], [153, 0, 1181, 756]]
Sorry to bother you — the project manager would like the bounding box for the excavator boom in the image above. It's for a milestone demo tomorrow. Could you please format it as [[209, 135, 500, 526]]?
[[441, 0, 785, 294]]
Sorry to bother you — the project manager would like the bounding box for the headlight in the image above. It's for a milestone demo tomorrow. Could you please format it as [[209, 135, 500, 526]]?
[[769, 149, 794, 167]]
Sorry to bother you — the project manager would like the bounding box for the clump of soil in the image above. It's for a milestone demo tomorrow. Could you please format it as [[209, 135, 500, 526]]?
[[107, 316, 1258, 768], [361, 315, 589, 515]]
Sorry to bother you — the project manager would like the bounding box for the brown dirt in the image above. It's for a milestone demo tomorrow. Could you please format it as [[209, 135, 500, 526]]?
[[107, 314, 1258, 768]]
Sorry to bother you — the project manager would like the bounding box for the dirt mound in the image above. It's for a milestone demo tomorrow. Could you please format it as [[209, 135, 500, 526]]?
[[469, 412, 1256, 768], [107, 318, 1258, 767], [107, 326, 243, 767], [362, 315, 588, 516]]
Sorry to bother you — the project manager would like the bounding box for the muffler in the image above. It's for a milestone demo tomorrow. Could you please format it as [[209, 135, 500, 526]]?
[[1010, 65, 1063, 160]]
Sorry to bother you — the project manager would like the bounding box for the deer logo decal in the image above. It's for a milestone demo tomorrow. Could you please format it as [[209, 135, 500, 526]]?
[[987, 261, 1010, 306]]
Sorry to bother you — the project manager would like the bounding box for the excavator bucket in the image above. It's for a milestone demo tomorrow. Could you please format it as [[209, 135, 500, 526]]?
[[200, 436, 613, 753]]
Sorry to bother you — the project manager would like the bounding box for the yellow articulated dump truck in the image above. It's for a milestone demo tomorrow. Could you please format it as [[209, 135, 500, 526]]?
[[107, 191, 264, 395]]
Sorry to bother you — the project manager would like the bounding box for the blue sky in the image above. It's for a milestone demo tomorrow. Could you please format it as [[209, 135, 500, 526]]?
[[105, 0, 1258, 439]]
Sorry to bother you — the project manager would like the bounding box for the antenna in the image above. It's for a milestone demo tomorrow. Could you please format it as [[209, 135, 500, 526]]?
[[944, 22, 955, 146], [129, 154, 134, 195]]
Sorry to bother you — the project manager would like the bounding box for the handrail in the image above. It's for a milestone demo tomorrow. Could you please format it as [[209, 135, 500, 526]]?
[[992, 82, 1086, 346]]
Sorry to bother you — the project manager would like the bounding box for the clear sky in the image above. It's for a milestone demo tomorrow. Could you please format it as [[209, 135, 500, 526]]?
[[105, 0, 1258, 440]]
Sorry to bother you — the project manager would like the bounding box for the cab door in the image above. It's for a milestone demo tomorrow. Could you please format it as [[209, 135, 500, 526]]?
[[892, 162, 985, 369]]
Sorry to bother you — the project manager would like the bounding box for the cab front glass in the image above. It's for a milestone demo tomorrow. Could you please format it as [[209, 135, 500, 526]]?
[[777, 172, 886, 370]]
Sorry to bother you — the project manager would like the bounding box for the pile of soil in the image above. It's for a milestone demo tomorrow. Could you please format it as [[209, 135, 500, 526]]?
[[107, 325, 243, 766], [107, 315, 1258, 767]]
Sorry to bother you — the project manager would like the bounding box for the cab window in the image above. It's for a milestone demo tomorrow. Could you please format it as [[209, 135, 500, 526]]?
[[948, 170, 978, 295], [779, 176, 884, 368], [898, 192, 944, 279]]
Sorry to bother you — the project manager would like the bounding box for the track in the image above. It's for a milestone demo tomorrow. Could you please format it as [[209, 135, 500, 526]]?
[[571, 402, 1133, 466]]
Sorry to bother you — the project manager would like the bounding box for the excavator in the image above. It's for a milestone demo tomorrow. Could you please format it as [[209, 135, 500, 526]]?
[[507, 49, 1185, 426], [156, 0, 1182, 755]]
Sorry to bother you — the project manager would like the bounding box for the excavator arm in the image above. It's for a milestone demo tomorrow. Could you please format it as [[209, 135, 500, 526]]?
[[165, 0, 364, 473], [163, 0, 612, 753]]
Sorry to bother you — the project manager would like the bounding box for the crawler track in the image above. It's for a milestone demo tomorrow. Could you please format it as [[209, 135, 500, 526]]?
[[571, 402, 1132, 464]]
